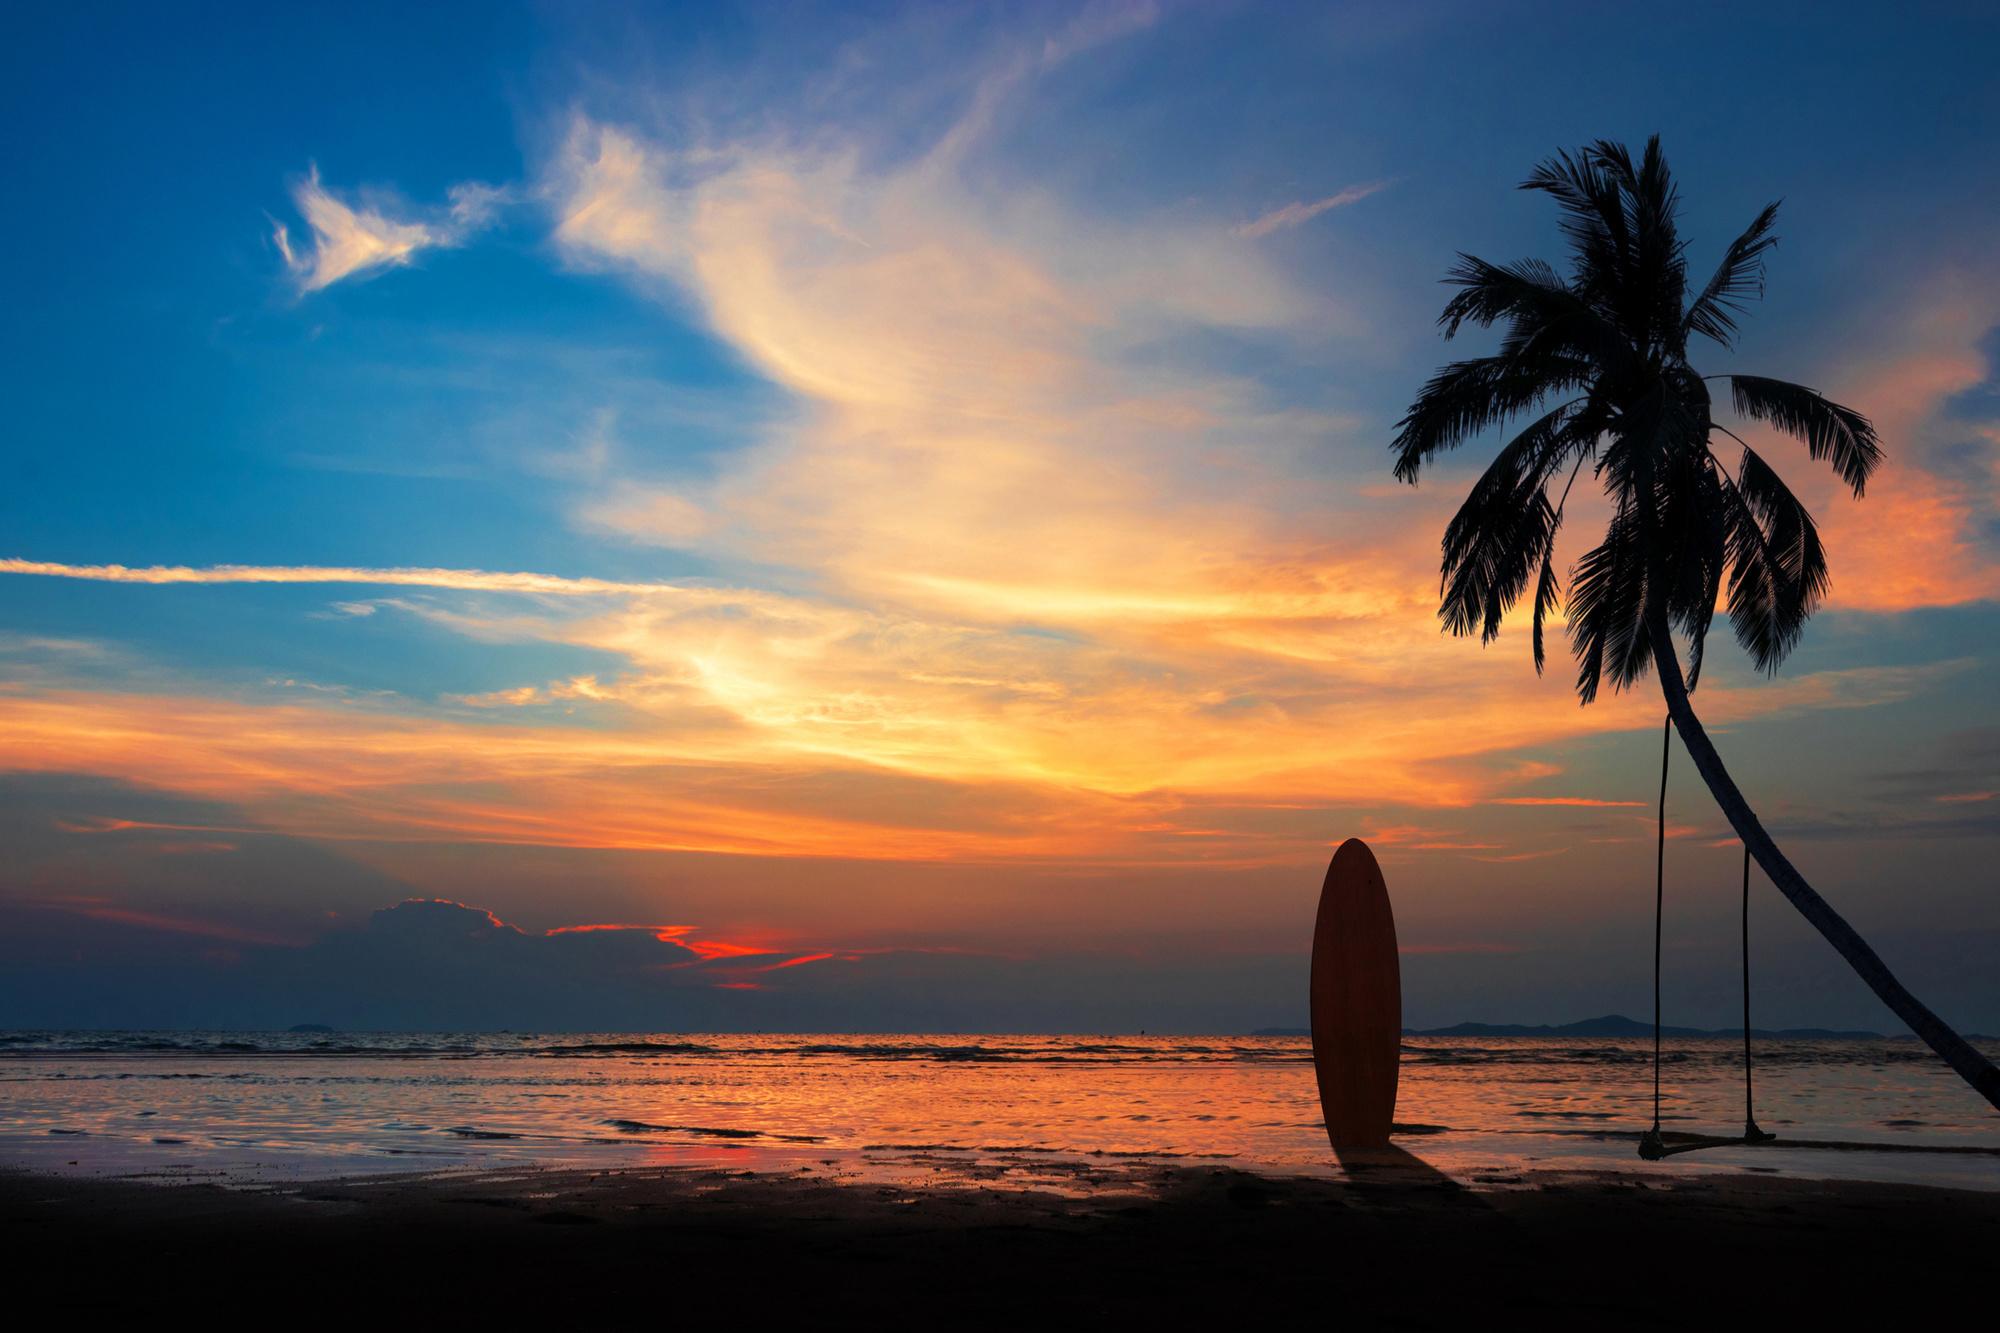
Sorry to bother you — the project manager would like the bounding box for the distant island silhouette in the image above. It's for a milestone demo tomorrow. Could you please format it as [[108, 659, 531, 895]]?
[[1251, 1013, 1893, 1039]]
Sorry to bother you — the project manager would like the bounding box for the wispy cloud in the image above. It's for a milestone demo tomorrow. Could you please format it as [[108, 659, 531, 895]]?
[[1040, 0, 1160, 66], [1491, 796, 1648, 808], [541, 103, 1346, 660], [1231, 181, 1391, 240], [0, 558, 680, 597], [272, 166, 504, 292], [1469, 847, 1571, 864]]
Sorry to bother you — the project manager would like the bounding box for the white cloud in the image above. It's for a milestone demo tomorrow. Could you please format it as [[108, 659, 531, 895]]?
[[542, 110, 1327, 622], [0, 558, 682, 597], [445, 180, 510, 231], [273, 166, 506, 293]]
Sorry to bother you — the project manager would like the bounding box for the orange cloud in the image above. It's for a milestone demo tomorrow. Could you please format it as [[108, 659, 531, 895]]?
[[0, 608, 1953, 877], [541, 921, 781, 963], [1763, 275, 2000, 612]]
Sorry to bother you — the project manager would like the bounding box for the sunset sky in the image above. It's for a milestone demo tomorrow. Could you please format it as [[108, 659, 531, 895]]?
[[4, 1, 1996, 1032]]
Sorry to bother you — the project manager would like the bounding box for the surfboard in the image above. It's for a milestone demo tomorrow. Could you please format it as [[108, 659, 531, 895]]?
[[1310, 837, 1401, 1149]]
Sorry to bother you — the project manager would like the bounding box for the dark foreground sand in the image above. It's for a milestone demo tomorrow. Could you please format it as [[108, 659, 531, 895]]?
[[9, 1155, 1998, 1327]]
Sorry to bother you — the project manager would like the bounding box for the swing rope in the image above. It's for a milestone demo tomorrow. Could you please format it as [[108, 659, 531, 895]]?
[[1638, 715, 1774, 1161], [1742, 844, 1774, 1143], [1639, 716, 1671, 1159]]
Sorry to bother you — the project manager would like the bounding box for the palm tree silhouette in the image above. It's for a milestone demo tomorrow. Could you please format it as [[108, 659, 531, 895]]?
[[1392, 137, 1999, 1111]]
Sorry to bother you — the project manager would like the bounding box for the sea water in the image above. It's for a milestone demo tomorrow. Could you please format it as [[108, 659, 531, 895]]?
[[2, 1032, 1994, 1190]]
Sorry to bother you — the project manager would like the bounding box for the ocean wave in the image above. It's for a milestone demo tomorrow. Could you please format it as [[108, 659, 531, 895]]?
[[0, 1031, 1982, 1074], [0, 1032, 1314, 1063]]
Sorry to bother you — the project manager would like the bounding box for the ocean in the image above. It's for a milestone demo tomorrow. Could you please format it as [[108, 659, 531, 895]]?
[[3, 1031, 1996, 1190]]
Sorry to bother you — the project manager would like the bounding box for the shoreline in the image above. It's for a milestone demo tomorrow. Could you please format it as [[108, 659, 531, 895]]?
[[10, 1156, 2000, 1325], [9, 1120, 1998, 1196]]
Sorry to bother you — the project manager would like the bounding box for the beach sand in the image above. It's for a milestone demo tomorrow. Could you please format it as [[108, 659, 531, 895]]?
[[9, 1153, 1998, 1326]]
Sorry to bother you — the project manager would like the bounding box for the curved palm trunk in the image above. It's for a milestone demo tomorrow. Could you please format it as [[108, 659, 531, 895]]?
[[1647, 610, 2000, 1112]]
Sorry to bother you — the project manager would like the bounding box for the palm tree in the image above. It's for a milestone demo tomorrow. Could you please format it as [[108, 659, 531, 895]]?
[[1392, 137, 2000, 1112]]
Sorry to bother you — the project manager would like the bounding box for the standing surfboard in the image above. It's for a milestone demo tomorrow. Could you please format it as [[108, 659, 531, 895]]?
[[1310, 838, 1401, 1149]]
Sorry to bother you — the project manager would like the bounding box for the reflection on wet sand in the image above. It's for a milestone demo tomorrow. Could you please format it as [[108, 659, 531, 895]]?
[[3, 1032, 1997, 1192]]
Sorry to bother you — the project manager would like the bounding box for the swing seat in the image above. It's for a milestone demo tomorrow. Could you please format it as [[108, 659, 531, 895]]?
[[1637, 1125, 1778, 1160]]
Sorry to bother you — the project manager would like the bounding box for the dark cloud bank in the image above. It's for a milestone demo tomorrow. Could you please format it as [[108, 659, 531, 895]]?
[[0, 895, 1321, 1033], [6, 892, 1996, 1034], [4, 776, 1997, 1032]]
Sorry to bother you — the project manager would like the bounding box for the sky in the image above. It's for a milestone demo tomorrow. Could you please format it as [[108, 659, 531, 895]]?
[[3, 0, 1997, 1033]]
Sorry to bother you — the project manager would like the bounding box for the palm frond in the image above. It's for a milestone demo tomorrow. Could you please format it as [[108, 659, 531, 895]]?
[[1661, 460, 1728, 690], [1521, 148, 1629, 299], [1531, 542, 1561, 675], [1529, 447, 1596, 675], [1727, 375, 1882, 494], [1390, 354, 1591, 482], [1718, 444, 1830, 671], [1592, 377, 1702, 504], [1437, 256, 1570, 337], [1437, 405, 1584, 641], [1492, 298, 1638, 383], [1566, 503, 1652, 704], [1590, 136, 1686, 347], [1684, 202, 1780, 348], [1437, 254, 1629, 372], [1396, 138, 1874, 705]]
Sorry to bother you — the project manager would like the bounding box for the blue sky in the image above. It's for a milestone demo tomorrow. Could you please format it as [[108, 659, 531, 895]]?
[[2, 1, 1997, 1031]]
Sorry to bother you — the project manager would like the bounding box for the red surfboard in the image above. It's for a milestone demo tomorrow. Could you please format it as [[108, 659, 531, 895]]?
[[1310, 838, 1401, 1149]]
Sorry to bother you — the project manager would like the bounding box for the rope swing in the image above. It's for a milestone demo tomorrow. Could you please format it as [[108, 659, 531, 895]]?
[[1637, 715, 1778, 1161], [1741, 843, 1775, 1146]]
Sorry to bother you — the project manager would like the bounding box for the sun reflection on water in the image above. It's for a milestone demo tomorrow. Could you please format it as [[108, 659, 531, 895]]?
[[2, 1033, 1994, 1191]]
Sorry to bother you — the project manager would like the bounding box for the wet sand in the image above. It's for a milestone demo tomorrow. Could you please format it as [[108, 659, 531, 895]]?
[[8, 1154, 1998, 1326]]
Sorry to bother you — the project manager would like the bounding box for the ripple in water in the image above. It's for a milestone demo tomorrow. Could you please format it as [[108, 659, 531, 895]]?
[[2, 1032, 1994, 1189]]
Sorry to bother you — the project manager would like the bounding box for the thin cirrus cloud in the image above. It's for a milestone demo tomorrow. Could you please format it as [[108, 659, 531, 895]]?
[[531, 104, 1445, 832], [0, 558, 685, 597], [272, 165, 505, 292], [1231, 181, 1392, 240], [1490, 797, 1649, 809]]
